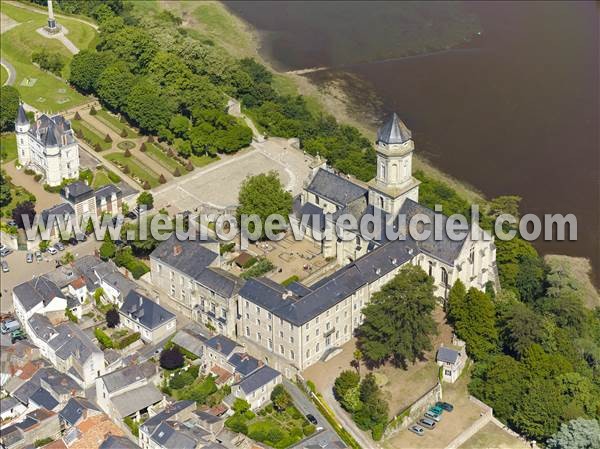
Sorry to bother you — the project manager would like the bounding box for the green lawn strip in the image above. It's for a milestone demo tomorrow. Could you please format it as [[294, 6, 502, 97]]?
[[92, 170, 112, 188], [71, 119, 111, 150], [105, 152, 160, 188], [95, 109, 138, 138], [0, 3, 92, 112], [190, 153, 220, 168], [145, 143, 185, 173], [1, 134, 18, 164]]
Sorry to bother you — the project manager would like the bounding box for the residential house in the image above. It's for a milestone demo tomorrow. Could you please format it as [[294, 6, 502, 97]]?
[[0, 408, 61, 449], [12, 277, 68, 324], [96, 362, 163, 422], [10, 366, 82, 409], [171, 324, 209, 360], [99, 435, 141, 449], [58, 397, 101, 428], [119, 291, 176, 344], [150, 236, 244, 337], [229, 366, 282, 410], [0, 397, 26, 422], [436, 346, 467, 383]]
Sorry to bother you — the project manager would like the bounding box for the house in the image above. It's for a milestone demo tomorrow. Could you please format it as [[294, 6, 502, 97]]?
[[119, 291, 176, 343], [52, 413, 126, 449], [71, 255, 137, 305], [28, 386, 60, 411], [99, 435, 141, 449], [95, 362, 163, 422], [0, 397, 26, 421], [12, 277, 68, 324], [0, 408, 61, 449], [171, 324, 209, 360], [436, 345, 467, 383], [25, 314, 104, 388], [202, 335, 243, 373], [15, 104, 79, 187], [0, 341, 40, 388], [229, 366, 282, 410], [149, 236, 244, 337], [10, 366, 82, 408], [138, 400, 196, 449], [289, 430, 347, 449], [58, 397, 101, 428]]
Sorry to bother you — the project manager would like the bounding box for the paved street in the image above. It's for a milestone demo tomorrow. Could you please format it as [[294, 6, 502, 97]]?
[[0, 238, 102, 313]]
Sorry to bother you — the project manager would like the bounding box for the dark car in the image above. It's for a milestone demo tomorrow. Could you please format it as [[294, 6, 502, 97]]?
[[54, 242, 65, 251], [418, 418, 436, 430], [436, 401, 454, 412], [69, 237, 79, 246], [306, 414, 318, 425]]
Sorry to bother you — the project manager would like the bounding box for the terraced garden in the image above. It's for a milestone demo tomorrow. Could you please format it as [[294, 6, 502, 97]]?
[[144, 142, 186, 174], [71, 119, 112, 151], [95, 109, 138, 138], [105, 152, 160, 188], [190, 153, 220, 167]]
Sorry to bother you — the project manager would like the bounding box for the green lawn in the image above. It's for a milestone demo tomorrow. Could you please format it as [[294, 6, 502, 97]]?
[[145, 143, 186, 173], [0, 2, 96, 112], [105, 152, 160, 188], [0, 133, 18, 164], [1, 172, 36, 219], [1, 65, 8, 86], [95, 109, 138, 138], [190, 153, 220, 168], [71, 119, 112, 150], [92, 170, 112, 188]]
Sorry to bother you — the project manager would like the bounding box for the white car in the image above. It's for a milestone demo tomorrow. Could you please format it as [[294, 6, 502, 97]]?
[[47, 247, 58, 255]]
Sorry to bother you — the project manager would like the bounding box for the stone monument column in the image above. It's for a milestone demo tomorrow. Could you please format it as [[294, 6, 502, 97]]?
[[47, 0, 57, 31]]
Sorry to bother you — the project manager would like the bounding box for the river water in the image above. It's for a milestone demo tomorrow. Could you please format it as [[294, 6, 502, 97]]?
[[226, 1, 599, 284]]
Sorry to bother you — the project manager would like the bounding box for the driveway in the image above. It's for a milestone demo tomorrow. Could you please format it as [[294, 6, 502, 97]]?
[[1, 58, 16, 86]]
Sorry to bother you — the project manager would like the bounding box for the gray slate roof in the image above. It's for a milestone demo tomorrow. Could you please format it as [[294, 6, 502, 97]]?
[[437, 347, 460, 364], [150, 421, 204, 449], [28, 387, 59, 411], [172, 329, 206, 359], [237, 366, 280, 395], [141, 400, 195, 435], [100, 361, 156, 394], [61, 181, 94, 203], [95, 184, 121, 205], [120, 290, 176, 331], [99, 435, 141, 449], [16, 103, 28, 126], [41, 202, 75, 223], [59, 397, 100, 426], [377, 112, 412, 144], [306, 169, 367, 208], [111, 383, 163, 418], [204, 335, 238, 357], [150, 234, 219, 282], [228, 353, 260, 377], [13, 277, 63, 312], [0, 397, 22, 415]]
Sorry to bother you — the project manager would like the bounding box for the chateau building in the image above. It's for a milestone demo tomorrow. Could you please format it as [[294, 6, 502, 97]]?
[[15, 104, 80, 187]]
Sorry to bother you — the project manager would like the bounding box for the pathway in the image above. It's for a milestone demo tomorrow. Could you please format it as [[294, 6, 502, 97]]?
[[3, 161, 62, 210], [36, 26, 79, 55], [5, 1, 98, 30], [0, 58, 16, 86]]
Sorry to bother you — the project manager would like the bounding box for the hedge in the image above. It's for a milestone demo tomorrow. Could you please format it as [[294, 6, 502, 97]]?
[[115, 332, 140, 349], [281, 275, 299, 287], [94, 328, 114, 349]]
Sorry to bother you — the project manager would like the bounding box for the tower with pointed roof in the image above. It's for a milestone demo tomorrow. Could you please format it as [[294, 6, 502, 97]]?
[[367, 113, 420, 215], [15, 105, 80, 186]]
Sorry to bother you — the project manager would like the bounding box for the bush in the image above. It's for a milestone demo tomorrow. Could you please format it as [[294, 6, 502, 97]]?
[[74, 111, 81, 120], [99, 241, 116, 260], [281, 275, 299, 286], [65, 308, 78, 323], [241, 258, 275, 279], [94, 328, 114, 349], [106, 308, 120, 328], [123, 416, 139, 437], [173, 167, 181, 177], [33, 173, 42, 182], [142, 180, 151, 190], [94, 143, 102, 152], [303, 424, 316, 436], [140, 142, 146, 152], [160, 347, 184, 370], [220, 242, 235, 255], [34, 437, 54, 447], [104, 134, 113, 143], [90, 106, 97, 115], [159, 174, 167, 184], [225, 415, 248, 434], [124, 148, 131, 157], [232, 398, 251, 414], [120, 129, 127, 138], [107, 170, 121, 183], [116, 332, 140, 349], [371, 423, 384, 441], [186, 160, 194, 171]]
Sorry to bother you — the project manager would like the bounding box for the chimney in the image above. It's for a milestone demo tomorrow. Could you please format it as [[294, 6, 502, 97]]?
[[173, 245, 182, 257], [216, 342, 222, 352], [139, 296, 143, 307]]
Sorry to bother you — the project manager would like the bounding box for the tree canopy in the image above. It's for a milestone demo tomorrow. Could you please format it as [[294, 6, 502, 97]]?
[[0, 86, 20, 132]]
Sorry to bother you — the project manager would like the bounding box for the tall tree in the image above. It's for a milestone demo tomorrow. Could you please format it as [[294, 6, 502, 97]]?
[[447, 279, 466, 325], [453, 288, 498, 360], [357, 265, 438, 367], [96, 62, 136, 111], [0, 86, 20, 132], [547, 418, 600, 449], [69, 50, 115, 93]]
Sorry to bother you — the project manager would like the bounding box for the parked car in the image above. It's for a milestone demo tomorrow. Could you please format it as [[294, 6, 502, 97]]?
[[306, 414, 318, 425], [436, 402, 454, 412], [68, 237, 79, 246], [35, 251, 42, 261], [11, 329, 26, 343], [7, 220, 17, 227], [424, 411, 442, 422], [26, 252, 33, 263], [1, 319, 20, 334], [0, 247, 12, 257], [47, 247, 58, 255], [1, 261, 8, 273], [54, 242, 65, 251], [418, 418, 437, 430], [408, 425, 425, 436], [429, 405, 443, 416]]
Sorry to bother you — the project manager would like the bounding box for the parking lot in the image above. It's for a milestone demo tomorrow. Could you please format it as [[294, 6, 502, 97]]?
[[151, 138, 314, 214], [0, 238, 102, 313]]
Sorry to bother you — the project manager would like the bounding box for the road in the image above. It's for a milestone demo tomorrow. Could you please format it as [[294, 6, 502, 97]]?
[[1, 58, 16, 86]]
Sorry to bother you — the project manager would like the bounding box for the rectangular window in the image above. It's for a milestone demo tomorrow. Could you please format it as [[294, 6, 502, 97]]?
[[257, 332, 261, 341], [316, 343, 320, 352], [268, 339, 273, 350], [280, 345, 284, 354], [306, 349, 310, 358], [246, 327, 250, 337], [267, 312, 272, 319], [290, 336, 294, 344], [290, 350, 295, 360]]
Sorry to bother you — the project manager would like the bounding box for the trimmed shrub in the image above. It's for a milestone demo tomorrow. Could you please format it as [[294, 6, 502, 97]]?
[[107, 171, 121, 183], [140, 143, 146, 152], [94, 328, 114, 349], [116, 332, 140, 349], [303, 424, 316, 436], [122, 165, 130, 174], [90, 106, 97, 115], [120, 129, 127, 138], [281, 275, 299, 287], [186, 160, 194, 171], [74, 111, 81, 120], [159, 174, 167, 184], [147, 136, 154, 143], [173, 167, 181, 177], [104, 134, 113, 143], [94, 143, 102, 152], [124, 148, 131, 157], [142, 180, 151, 190]]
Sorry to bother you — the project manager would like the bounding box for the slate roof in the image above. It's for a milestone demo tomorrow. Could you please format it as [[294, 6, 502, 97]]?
[[120, 290, 175, 331], [437, 347, 460, 364], [293, 197, 327, 232], [198, 267, 244, 298], [141, 400, 195, 436], [0, 424, 23, 447], [59, 397, 100, 426], [306, 169, 367, 207], [0, 397, 22, 415], [99, 435, 141, 449], [94, 184, 121, 205], [150, 421, 203, 449], [100, 362, 156, 394], [27, 367, 82, 398], [13, 276, 63, 312], [150, 234, 219, 282], [61, 181, 94, 203], [171, 328, 206, 359], [204, 335, 239, 357], [228, 353, 261, 377], [102, 271, 138, 297], [377, 112, 412, 144], [16, 103, 28, 126], [29, 387, 59, 411], [111, 383, 163, 418], [41, 202, 75, 224], [193, 410, 222, 425], [237, 366, 280, 395], [47, 321, 102, 364]]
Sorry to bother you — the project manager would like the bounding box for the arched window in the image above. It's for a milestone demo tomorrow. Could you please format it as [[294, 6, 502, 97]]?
[[380, 162, 386, 181], [391, 163, 399, 182], [441, 267, 448, 286], [428, 261, 433, 277]]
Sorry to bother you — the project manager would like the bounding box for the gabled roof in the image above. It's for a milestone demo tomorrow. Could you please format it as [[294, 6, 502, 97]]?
[[29, 387, 59, 411], [377, 112, 412, 144], [141, 400, 195, 435], [59, 397, 100, 426], [120, 290, 175, 331], [204, 335, 239, 358], [437, 347, 460, 364], [237, 366, 280, 395], [111, 384, 163, 418], [99, 435, 140, 449], [13, 276, 63, 312], [228, 353, 261, 377], [100, 361, 156, 394], [306, 168, 367, 208], [0, 397, 22, 415], [62, 181, 94, 203], [94, 184, 121, 203]]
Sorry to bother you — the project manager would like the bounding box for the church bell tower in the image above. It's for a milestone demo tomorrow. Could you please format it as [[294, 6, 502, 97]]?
[[368, 113, 420, 216]]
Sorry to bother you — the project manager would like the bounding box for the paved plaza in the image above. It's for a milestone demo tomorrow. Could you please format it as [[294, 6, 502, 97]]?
[[151, 138, 314, 213]]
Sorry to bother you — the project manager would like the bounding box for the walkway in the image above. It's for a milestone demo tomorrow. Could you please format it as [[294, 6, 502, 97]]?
[[36, 26, 80, 55], [5, 1, 98, 30], [0, 58, 16, 86], [3, 161, 62, 210]]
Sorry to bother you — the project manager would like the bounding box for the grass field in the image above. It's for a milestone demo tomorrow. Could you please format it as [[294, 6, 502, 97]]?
[[105, 152, 160, 188], [71, 119, 112, 151], [95, 109, 138, 138], [0, 133, 18, 164], [460, 422, 529, 449], [190, 153, 220, 168], [92, 170, 112, 188], [0, 2, 96, 112], [1, 65, 8, 86], [145, 143, 186, 173]]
